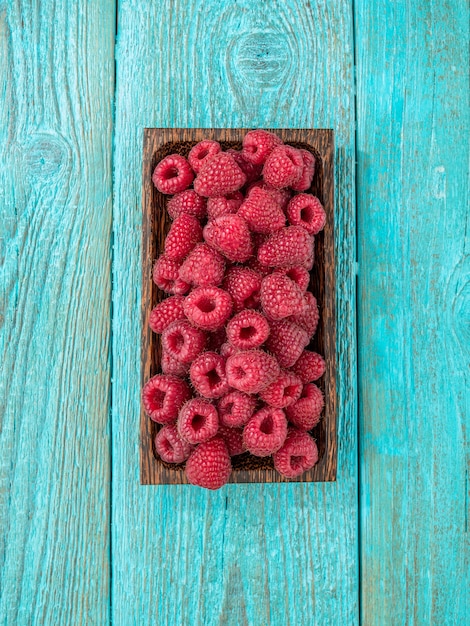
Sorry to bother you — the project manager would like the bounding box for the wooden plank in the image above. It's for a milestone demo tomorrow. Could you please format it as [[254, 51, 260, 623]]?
[[355, 1, 470, 624], [113, 0, 357, 623], [0, 2, 114, 624], [141, 127, 337, 485]]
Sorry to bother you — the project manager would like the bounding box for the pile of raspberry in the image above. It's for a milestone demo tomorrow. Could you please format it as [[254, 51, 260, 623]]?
[[142, 130, 326, 490]]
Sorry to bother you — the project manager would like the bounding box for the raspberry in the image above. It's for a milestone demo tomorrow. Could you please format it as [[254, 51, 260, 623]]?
[[265, 320, 309, 367], [246, 257, 271, 278], [263, 145, 303, 189], [178, 398, 219, 445], [203, 214, 253, 262], [167, 190, 207, 220], [179, 243, 225, 287], [258, 226, 314, 268], [226, 149, 263, 183], [206, 192, 243, 220], [149, 295, 186, 334], [217, 390, 257, 427], [185, 437, 232, 490], [161, 350, 190, 377], [241, 130, 283, 165], [286, 383, 324, 430], [226, 310, 270, 350], [220, 342, 239, 359], [152, 154, 194, 194], [260, 273, 306, 321], [226, 350, 280, 393], [162, 320, 206, 363], [183, 286, 233, 331], [142, 374, 190, 424], [286, 194, 326, 235], [154, 424, 193, 463], [273, 428, 318, 477], [290, 150, 316, 192], [152, 255, 190, 295], [291, 350, 326, 383], [194, 152, 246, 197], [164, 214, 203, 262], [274, 266, 310, 291], [189, 351, 230, 399], [238, 187, 285, 234], [188, 140, 221, 173], [243, 407, 287, 457], [222, 266, 262, 311], [289, 291, 319, 335], [259, 370, 303, 408], [218, 425, 245, 456], [247, 180, 292, 211]]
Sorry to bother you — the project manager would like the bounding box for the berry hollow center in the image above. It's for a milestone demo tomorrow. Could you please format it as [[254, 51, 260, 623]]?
[[259, 415, 273, 435], [207, 368, 222, 388], [223, 402, 234, 415], [163, 167, 179, 180], [161, 437, 173, 455], [197, 297, 216, 313], [152, 389, 166, 408], [239, 325, 257, 340], [233, 366, 246, 380], [284, 385, 298, 399], [300, 206, 314, 222], [290, 455, 305, 471], [198, 149, 209, 159], [191, 414, 206, 431], [170, 332, 185, 352]]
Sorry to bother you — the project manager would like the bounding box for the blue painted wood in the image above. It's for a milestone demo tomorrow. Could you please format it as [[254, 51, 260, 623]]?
[[355, 1, 470, 624], [112, 0, 357, 624], [0, 1, 114, 624]]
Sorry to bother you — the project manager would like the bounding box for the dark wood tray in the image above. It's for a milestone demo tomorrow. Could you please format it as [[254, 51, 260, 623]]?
[[141, 128, 336, 484]]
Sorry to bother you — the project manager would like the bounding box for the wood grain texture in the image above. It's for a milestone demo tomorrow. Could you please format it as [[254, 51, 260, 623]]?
[[355, 1, 470, 624], [113, 0, 357, 624], [141, 127, 336, 485], [0, 1, 114, 624]]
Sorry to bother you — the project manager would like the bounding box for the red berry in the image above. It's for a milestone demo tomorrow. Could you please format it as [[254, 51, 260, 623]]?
[[291, 350, 326, 383], [222, 266, 262, 311], [226, 149, 263, 183], [177, 398, 219, 444], [265, 319, 309, 367], [246, 257, 272, 278], [259, 370, 303, 408], [260, 273, 306, 321], [189, 351, 230, 399], [206, 192, 244, 220], [226, 350, 280, 393], [161, 350, 189, 377], [188, 140, 221, 173], [154, 424, 193, 463], [217, 390, 257, 427], [185, 437, 232, 490], [164, 214, 203, 262], [273, 428, 318, 478], [179, 243, 225, 287], [149, 295, 186, 334], [238, 187, 285, 234], [286, 194, 326, 235], [286, 383, 324, 430], [243, 407, 287, 457], [203, 214, 253, 262], [194, 152, 246, 197], [258, 226, 314, 268], [226, 310, 270, 350], [289, 291, 319, 335], [152, 255, 190, 295], [142, 374, 191, 424], [246, 180, 292, 211], [274, 266, 310, 292], [290, 150, 316, 192], [162, 320, 206, 363], [241, 130, 283, 165], [218, 425, 245, 456], [183, 286, 233, 331], [263, 145, 303, 189], [167, 190, 207, 220], [152, 154, 194, 194]]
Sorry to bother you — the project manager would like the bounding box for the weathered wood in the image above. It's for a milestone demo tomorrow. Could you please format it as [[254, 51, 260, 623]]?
[[113, 0, 357, 624], [355, 1, 470, 624], [0, 1, 114, 624], [141, 127, 336, 485]]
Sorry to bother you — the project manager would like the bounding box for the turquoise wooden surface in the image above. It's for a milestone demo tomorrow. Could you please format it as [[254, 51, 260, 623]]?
[[0, 1, 468, 625]]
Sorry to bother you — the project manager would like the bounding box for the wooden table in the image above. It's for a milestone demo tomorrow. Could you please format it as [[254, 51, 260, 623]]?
[[1, 2, 468, 624]]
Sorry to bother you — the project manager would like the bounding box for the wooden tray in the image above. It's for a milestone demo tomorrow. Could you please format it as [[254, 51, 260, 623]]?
[[141, 128, 336, 484]]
